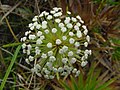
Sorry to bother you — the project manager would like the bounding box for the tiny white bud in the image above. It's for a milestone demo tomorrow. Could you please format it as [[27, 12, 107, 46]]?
[[47, 15, 52, 20], [84, 42, 88, 47], [69, 38, 75, 44], [62, 36, 67, 40], [74, 42, 80, 47], [56, 39, 62, 45], [62, 58, 68, 64], [37, 31, 42, 37], [52, 28, 57, 33], [36, 39, 43, 44], [68, 51, 73, 56], [66, 23, 73, 28], [61, 27, 67, 32], [44, 29, 49, 34], [41, 53, 47, 58], [81, 61, 88, 67], [55, 18, 61, 23], [47, 42, 52, 48], [29, 56, 34, 61], [76, 30, 82, 38], [69, 32, 74, 36], [48, 51, 53, 56]]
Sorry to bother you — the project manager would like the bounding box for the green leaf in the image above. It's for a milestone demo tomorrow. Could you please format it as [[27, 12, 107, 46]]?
[[70, 76, 78, 90], [0, 45, 21, 90]]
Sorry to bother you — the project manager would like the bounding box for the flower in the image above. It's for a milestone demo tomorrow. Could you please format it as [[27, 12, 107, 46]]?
[[47, 15, 52, 20], [81, 61, 88, 67], [52, 28, 57, 33], [69, 38, 75, 44], [20, 7, 91, 79], [56, 39, 62, 45], [62, 36, 67, 40], [47, 43, 52, 48]]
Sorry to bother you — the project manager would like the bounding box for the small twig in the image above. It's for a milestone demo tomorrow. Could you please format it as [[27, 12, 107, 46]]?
[[5, 18, 19, 42], [0, 1, 22, 23], [35, 0, 40, 14]]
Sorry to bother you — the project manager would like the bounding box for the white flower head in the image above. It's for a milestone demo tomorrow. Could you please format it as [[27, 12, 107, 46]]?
[[21, 7, 91, 79]]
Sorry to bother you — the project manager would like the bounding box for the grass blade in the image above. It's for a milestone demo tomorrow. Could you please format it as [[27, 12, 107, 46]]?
[[0, 45, 21, 90]]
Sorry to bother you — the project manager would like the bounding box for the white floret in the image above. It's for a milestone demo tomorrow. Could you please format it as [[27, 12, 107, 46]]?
[[28, 35, 36, 40], [48, 51, 53, 56], [55, 18, 61, 23], [70, 58, 77, 64], [47, 42, 52, 48], [74, 42, 80, 47], [52, 28, 57, 33], [36, 39, 43, 44], [62, 58, 68, 64], [76, 30, 82, 38], [81, 61, 88, 67], [37, 31, 42, 37], [61, 27, 67, 32], [62, 36, 67, 40], [29, 55, 34, 61], [69, 38, 75, 44], [47, 15, 53, 20], [67, 23, 73, 28], [56, 39, 62, 45], [69, 32, 74, 36], [68, 51, 73, 56], [44, 29, 49, 34], [84, 42, 88, 47], [41, 53, 47, 58]]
